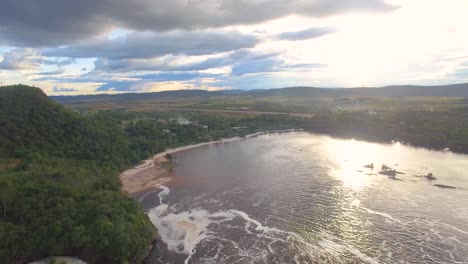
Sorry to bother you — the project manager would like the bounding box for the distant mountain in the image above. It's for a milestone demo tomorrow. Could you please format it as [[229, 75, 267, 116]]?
[[264, 83, 468, 97], [52, 89, 219, 103], [51, 83, 468, 103]]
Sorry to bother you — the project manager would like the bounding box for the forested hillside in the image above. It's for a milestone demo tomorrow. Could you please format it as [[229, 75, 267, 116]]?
[[0, 85, 156, 263]]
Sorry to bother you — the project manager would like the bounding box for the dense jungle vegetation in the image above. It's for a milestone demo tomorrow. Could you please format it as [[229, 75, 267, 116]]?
[[0, 85, 158, 264]]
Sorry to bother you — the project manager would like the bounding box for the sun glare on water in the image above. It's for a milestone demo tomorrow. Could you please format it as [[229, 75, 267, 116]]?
[[326, 139, 385, 190]]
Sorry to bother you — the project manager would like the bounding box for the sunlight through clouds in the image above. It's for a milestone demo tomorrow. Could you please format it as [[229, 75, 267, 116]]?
[[0, 0, 467, 94]]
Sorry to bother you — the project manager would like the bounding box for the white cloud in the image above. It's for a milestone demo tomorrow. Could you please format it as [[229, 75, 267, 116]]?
[[0, 48, 41, 70], [249, 0, 468, 86], [1, 0, 467, 94]]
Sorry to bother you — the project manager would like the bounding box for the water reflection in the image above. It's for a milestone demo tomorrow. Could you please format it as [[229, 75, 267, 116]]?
[[325, 139, 382, 190], [144, 132, 468, 264]]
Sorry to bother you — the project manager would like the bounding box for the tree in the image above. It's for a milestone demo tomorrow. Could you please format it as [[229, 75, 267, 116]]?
[[0, 180, 15, 218]]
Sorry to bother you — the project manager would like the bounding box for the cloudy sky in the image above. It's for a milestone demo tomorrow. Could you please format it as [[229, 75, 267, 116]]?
[[1, 0, 467, 95]]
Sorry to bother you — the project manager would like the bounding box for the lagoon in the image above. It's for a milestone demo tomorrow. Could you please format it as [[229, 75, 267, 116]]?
[[141, 132, 468, 263]]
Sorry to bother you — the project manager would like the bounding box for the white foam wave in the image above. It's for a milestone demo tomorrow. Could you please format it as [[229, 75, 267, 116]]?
[[157, 184, 170, 204], [228, 209, 294, 236], [362, 207, 401, 223], [149, 208, 211, 256], [318, 233, 379, 264], [147, 185, 381, 264], [146, 185, 298, 263]]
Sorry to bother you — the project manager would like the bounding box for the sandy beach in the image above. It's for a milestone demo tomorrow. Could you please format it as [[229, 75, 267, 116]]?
[[120, 131, 277, 194]]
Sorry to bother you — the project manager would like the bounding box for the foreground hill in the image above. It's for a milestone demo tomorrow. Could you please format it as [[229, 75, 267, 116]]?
[[0, 85, 156, 263], [1, 85, 123, 160]]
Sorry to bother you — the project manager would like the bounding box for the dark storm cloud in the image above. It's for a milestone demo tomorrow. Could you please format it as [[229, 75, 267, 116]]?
[[43, 31, 259, 59], [0, 0, 397, 47], [93, 49, 279, 73], [91, 49, 325, 77], [0, 1, 111, 47], [276, 27, 337, 41]]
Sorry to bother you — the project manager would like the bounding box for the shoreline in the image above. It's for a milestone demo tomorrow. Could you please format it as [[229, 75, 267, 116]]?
[[119, 129, 301, 194], [120, 128, 466, 264], [120, 127, 467, 195]]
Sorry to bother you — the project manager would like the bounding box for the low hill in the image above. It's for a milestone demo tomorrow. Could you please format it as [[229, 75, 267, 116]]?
[[0, 85, 156, 264], [50, 83, 468, 104], [1, 85, 92, 158], [52, 89, 218, 103], [0, 85, 136, 163], [265, 83, 468, 97]]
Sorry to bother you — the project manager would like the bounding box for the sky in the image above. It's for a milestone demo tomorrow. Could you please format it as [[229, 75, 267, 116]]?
[[0, 0, 467, 95]]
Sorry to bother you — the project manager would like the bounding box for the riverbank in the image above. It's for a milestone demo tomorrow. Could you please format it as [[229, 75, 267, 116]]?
[[120, 130, 288, 194], [120, 126, 467, 196], [120, 129, 303, 194]]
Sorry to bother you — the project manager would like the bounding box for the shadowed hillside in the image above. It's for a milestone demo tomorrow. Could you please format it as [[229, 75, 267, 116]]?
[[0, 85, 156, 264]]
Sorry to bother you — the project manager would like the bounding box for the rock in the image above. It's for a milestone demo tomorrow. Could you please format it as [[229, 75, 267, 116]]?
[[379, 170, 397, 177], [424, 173, 437, 180], [434, 184, 456, 189]]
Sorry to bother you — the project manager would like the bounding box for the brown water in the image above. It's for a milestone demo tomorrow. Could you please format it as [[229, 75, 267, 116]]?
[[140, 132, 468, 264]]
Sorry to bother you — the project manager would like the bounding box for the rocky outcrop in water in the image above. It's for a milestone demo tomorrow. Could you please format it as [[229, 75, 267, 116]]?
[[434, 184, 457, 189]]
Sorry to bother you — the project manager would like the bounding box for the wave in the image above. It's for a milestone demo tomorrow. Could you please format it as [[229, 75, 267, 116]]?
[[361, 206, 401, 223], [146, 185, 382, 264]]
